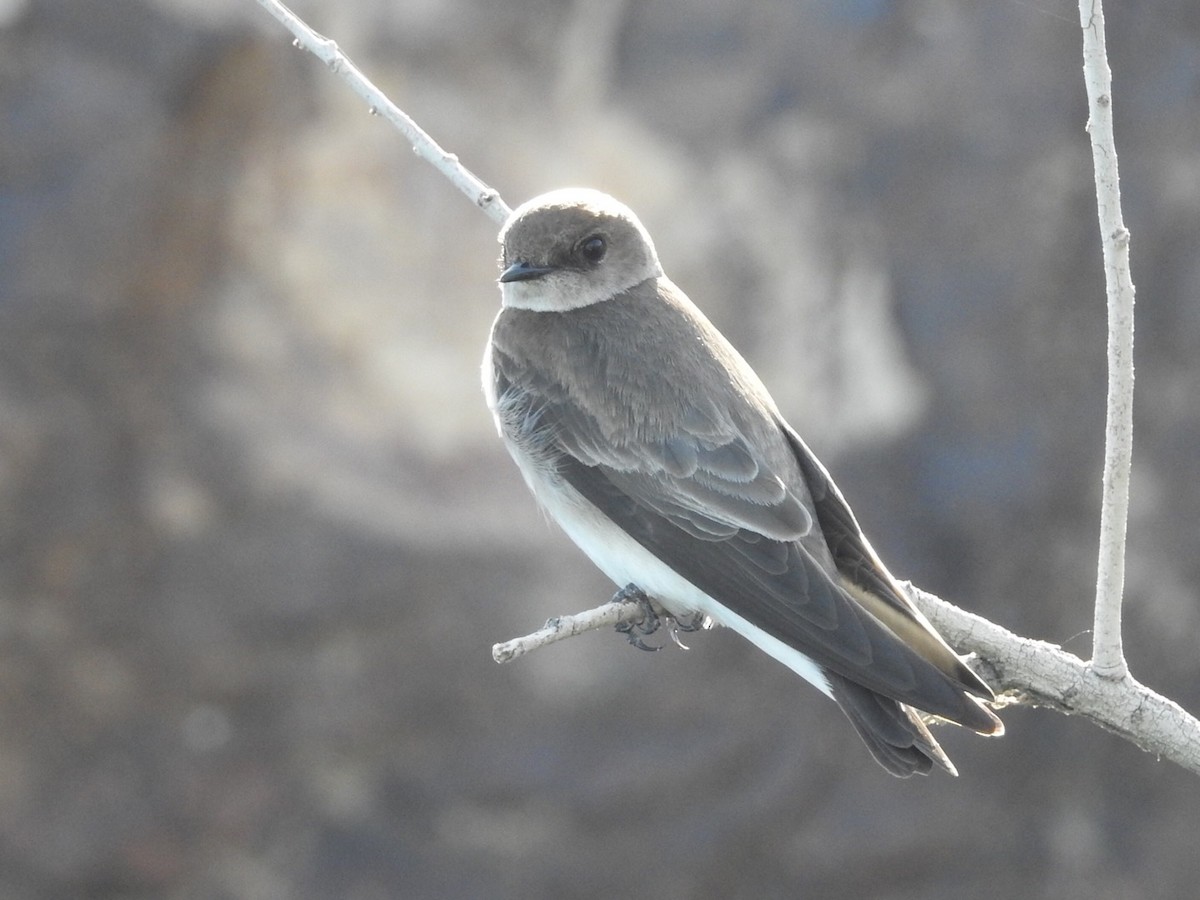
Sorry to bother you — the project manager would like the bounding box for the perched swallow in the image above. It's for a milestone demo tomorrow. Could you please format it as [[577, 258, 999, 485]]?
[[483, 188, 1002, 776]]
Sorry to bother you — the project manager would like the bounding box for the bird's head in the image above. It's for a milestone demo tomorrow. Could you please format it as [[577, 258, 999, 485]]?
[[497, 188, 663, 312]]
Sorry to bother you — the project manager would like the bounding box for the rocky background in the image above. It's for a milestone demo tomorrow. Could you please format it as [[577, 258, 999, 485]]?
[[3, 0, 1200, 897]]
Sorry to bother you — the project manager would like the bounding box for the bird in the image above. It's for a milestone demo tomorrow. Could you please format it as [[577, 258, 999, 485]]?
[[482, 187, 1002, 776]]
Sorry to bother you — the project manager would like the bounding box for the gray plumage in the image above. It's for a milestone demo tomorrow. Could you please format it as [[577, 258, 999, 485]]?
[[483, 188, 1002, 776]]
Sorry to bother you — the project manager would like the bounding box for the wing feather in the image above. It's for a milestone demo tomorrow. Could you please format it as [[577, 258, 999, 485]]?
[[491, 348, 995, 729]]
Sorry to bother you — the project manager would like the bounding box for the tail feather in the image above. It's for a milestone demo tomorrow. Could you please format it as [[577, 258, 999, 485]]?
[[830, 674, 960, 777]]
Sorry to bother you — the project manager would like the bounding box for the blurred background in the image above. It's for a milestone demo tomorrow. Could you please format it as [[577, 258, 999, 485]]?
[[3, 0, 1200, 897]]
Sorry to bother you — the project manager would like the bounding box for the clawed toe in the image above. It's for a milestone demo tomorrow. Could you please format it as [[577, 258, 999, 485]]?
[[672, 611, 708, 633], [611, 584, 704, 652], [612, 584, 663, 651]]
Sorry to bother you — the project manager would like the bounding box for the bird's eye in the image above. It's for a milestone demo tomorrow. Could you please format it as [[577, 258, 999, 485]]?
[[578, 234, 607, 265]]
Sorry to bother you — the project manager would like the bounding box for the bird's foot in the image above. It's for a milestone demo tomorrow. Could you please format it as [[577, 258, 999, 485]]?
[[612, 584, 664, 652], [611, 585, 706, 652], [672, 611, 708, 633], [666, 610, 709, 650]]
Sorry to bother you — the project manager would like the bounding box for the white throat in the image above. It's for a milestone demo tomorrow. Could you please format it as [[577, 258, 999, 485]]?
[[500, 259, 662, 312]]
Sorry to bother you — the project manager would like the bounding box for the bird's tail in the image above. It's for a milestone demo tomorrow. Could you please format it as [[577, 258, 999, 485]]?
[[829, 674, 964, 777]]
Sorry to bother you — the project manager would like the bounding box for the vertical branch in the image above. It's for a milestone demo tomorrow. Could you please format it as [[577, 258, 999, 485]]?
[[253, 0, 511, 225], [1079, 0, 1135, 679]]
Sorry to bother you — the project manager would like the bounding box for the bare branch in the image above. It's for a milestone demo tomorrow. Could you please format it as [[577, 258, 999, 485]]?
[[494, 587, 1200, 775], [1079, 0, 1135, 679], [911, 587, 1199, 775], [492, 601, 652, 663], [252, 0, 510, 224]]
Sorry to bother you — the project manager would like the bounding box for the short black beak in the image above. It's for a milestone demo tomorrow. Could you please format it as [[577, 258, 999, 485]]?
[[499, 260, 557, 283]]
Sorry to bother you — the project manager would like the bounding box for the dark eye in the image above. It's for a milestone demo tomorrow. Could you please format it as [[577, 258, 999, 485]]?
[[578, 234, 607, 265]]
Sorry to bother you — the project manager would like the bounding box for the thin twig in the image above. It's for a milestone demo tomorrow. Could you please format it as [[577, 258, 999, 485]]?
[[252, 0, 511, 224], [1079, 0, 1135, 679], [492, 601, 651, 663]]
